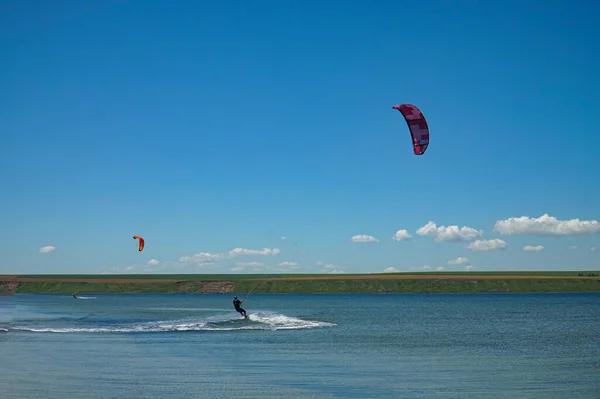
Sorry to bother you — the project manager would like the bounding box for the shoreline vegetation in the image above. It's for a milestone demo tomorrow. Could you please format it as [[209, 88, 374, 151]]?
[[1, 271, 599, 295]]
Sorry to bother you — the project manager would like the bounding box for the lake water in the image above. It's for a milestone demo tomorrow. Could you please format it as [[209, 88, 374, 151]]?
[[1, 292, 599, 398]]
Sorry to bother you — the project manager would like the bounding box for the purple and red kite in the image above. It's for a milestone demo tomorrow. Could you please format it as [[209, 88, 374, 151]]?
[[392, 104, 430, 155]]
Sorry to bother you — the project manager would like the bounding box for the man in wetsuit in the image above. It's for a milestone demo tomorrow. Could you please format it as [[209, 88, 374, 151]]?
[[233, 296, 247, 318]]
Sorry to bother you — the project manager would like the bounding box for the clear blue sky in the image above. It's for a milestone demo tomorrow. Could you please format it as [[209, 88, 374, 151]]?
[[1, 0, 599, 274]]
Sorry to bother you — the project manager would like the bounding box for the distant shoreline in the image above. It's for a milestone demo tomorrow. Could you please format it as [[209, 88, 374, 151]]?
[[1, 272, 599, 295]]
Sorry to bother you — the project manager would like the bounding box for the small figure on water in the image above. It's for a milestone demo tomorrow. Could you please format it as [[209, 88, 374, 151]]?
[[233, 296, 247, 318], [72, 293, 77, 299]]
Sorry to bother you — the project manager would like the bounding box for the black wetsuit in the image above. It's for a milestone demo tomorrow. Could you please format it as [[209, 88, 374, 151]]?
[[233, 298, 247, 317]]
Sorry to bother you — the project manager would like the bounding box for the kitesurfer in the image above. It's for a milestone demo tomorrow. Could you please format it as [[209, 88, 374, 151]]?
[[72, 294, 77, 299], [232, 296, 247, 318]]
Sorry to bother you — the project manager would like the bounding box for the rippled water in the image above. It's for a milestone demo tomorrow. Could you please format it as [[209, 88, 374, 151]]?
[[1, 292, 599, 398]]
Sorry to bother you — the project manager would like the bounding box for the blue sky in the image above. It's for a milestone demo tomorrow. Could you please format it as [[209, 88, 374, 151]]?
[[1, 0, 599, 275]]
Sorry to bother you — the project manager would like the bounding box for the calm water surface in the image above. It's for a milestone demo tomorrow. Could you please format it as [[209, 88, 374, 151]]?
[[1, 292, 598, 398]]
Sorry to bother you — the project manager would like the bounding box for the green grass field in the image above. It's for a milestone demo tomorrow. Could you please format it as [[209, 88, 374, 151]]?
[[14, 270, 599, 280], [7, 271, 600, 295], [12, 279, 600, 295], [15, 273, 344, 280]]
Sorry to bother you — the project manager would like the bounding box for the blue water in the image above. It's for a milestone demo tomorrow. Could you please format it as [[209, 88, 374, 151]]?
[[1, 293, 599, 398]]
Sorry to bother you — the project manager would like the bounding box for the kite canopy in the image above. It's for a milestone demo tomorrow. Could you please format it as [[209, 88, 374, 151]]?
[[392, 104, 429, 155], [133, 235, 145, 251]]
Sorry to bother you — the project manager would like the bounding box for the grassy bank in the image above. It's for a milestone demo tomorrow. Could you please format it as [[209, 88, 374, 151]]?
[[9, 273, 600, 294], [231, 278, 600, 294], [13, 271, 599, 280]]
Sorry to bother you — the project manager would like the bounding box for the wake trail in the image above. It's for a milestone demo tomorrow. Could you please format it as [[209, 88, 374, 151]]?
[[8, 311, 336, 334]]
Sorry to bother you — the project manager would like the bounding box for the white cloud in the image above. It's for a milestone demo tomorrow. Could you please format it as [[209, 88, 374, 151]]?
[[568, 245, 596, 252], [39, 245, 55, 254], [106, 262, 166, 274], [416, 221, 483, 242], [315, 261, 323, 266], [494, 214, 600, 236], [228, 247, 280, 257], [411, 265, 431, 271], [436, 266, 446, 271], [323, 264, 345, 273], [235, 261, 264, 267], [383, 266, 399, 273], [467, 239, 508, 251], [448, 256, 469, 265], [177, 247, 280, 267], [269, 263, 301, 272], [465, 265, 475, 271], [109, 246, 283, 274], [392, 229, 412, 241], [232, 261, 266, 273], [277, 261, 299, 268], [351, 234, 379, 243], [179, 251, 222, 266], [523, 245, 544, 252], [328, 269, 345, 274], [280, 236, 286, 240]]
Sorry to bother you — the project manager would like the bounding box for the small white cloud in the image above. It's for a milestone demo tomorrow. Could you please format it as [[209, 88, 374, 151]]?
[[392, 229, 412, 241], [108, 262, 166, 274], [567, 245, 596, 252], [228, 247, 280, 257], [328, 269, 345, 274], [235, 261, 264, 267], [416, 221, 483, 242], [315, 261, 323, 266], [147, 259, 160, 265], [523, 245, 544, 252], [174, 246, 284, 268], [411, 265, 431, 271], [323, 264, 346, 273], [39, 245, 56, 254], [383, 266, 399, 273], [436, 266, 446, 271], [467, 239, 508, 251], [179, 252, 222, 266], [177, 247, 279, 267], [494, 214, 600, 236], [465, 265, 475, 271], [448, 256, 469, 265], [230, 266, 244, 272], [280, 236, 286, 240], [277, 261, 299, 268], [351, 234, 379, 243]]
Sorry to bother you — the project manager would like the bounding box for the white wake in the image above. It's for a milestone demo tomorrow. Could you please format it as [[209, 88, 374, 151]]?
[[9, 311, 336, 333]]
